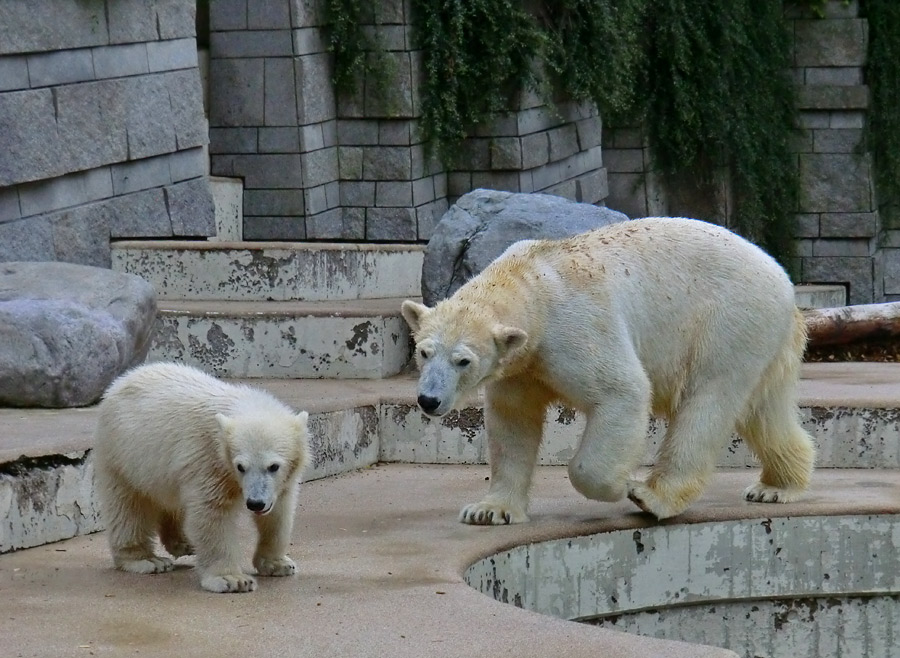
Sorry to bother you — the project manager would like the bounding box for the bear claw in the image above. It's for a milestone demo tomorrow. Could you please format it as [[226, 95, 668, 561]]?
[[744, 482, 802, 504], [201, 573, 258, 593], [459, 502, 526, 525], [118, 556, 175, 574]]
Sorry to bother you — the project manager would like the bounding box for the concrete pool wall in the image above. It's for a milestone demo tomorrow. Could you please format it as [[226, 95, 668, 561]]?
[[464, 515, 900, 657]]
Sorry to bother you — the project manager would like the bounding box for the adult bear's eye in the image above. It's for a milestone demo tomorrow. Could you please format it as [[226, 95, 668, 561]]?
[[419, 349, 429, 359], [268, 463, 280, 473], [457, 358, 471, 367], [237, 464, 246, 473]]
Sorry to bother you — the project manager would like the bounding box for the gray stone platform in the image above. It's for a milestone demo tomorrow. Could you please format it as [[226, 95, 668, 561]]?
[[1, 362, 899, 658]]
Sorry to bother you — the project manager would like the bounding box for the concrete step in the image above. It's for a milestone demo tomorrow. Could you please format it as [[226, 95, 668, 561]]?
[[111, 240, 424, 301], [147, 298, 412, 379], [2, 363, 899, 554]]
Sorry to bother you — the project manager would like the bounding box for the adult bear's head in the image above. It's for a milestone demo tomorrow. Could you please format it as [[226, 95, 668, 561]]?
[[400, 299, 528, 417]]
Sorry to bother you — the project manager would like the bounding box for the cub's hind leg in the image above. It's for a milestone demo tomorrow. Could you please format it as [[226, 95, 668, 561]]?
[[159, 511, 193, 559], [98, 473, 173, 574]]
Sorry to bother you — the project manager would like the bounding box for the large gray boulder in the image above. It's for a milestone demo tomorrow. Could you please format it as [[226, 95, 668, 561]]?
[[0, 262, 157, 408], [422, 189, 629, 305]]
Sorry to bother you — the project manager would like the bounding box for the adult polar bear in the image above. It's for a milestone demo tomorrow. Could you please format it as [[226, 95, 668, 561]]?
[[402, 217, 815, 523]]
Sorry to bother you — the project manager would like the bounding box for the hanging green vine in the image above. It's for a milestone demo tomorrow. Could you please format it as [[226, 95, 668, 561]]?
[[326, 0, 800, 264], [323, 0, 369, 92], [635, 0, 798, 264], [411, 0, 545, 163], [865, 0, 900, 230]]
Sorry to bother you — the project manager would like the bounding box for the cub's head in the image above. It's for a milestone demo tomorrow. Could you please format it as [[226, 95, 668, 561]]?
[[401, 300, 528, 417], [215, 410, 310, 515]]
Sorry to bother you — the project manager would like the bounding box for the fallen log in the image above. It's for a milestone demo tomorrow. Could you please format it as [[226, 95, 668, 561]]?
[[804, 302, 900, 347]]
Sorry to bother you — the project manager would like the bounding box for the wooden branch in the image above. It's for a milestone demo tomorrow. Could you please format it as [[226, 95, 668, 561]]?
[[804, 302, 900, 347]]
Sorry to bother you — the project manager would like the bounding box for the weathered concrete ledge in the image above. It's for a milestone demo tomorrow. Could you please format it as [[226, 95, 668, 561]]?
[[111, 241, 424, 301], [467, 513, 900, 657], [2, 466, 899, 658], [2, 362, 899, 555]]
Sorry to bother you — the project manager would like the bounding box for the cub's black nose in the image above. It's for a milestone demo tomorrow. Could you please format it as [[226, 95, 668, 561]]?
[[418, 395, 441, 414], [246, 499, 266, 512]]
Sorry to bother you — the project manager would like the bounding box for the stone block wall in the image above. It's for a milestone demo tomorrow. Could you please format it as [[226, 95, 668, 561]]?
[[448, 97, 608, 213], [0, 0, 215, 268], [789, 1, 878, 304], [604, 0, 897, 304], [208, 0, 334, 240], [207, 0, 611, 242]]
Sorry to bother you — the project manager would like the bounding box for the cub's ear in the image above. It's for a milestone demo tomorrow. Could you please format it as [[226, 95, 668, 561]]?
[[214, 413, 235, 465], [215, 413, 235, 438], [292, 410, 309, 435], [493, 325, 528, 359], [400, 300, 431, 332]]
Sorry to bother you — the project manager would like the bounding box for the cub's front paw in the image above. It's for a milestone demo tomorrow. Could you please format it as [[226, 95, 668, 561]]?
[[200, 572, 258, 593], [117, 555, 174, 574], [163, 541, 194, 559], [254, 555, 297, 577], [459, 501, 528, 525]]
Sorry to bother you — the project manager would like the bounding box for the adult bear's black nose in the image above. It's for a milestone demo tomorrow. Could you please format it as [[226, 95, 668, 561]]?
[[418, 395, 441, 414], [246, 499, 266, 512]]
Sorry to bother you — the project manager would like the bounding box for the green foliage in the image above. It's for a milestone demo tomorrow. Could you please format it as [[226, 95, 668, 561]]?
[[638, 0, 798, 263], [545, 0, 799, 264], [411, 0, 545, 162], [323, 0, 361, 89], [324, 0, 371, 91], [866, 0, 900, 229], [326, 0, 800, 264], [541, 0, 648, 124]]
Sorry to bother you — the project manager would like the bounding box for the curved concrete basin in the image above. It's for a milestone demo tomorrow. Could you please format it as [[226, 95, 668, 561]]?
[[465, 515, 900, 657]]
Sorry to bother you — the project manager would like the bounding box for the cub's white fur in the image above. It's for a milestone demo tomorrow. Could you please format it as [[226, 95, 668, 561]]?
[[402, 218, 815, 523], [94, 362, 310, 593]]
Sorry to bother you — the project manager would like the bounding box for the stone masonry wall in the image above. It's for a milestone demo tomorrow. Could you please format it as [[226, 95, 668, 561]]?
[[604, 0, 896, 304], [207, 0, 610, 242], [0, 0, 215, 268]]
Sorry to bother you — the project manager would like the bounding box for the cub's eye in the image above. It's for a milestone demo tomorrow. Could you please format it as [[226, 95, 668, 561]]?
[[419, 349, 429, 359], [236, 464, 246, 473], [457, 358, 471, 367], [268, 463, 280, 473]]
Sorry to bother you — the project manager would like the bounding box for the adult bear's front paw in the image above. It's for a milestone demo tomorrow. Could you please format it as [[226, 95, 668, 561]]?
[[459, 501, 528, 525]]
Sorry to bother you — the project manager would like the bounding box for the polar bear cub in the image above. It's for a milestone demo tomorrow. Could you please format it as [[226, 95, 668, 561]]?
[[402, 217, 815, 523], [94, 362, 310, 593]]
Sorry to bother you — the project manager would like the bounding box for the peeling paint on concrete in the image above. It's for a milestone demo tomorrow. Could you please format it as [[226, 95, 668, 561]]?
[[378, 403, 900, 470], [149, 313, 410, 379], [0, 451, 101, 554], [464, 515, 900, 658], [588, 595, 900, 658], [301, 406, 379, 480], [112, 244, 424, 301]]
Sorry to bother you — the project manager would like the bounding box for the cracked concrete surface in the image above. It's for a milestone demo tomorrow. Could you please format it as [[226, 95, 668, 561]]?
[[1, 363, 900, 657]]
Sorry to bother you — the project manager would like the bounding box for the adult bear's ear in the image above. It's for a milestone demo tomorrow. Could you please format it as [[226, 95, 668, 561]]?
[[493, 325, 528, 360], [400, 300, 431, 332]]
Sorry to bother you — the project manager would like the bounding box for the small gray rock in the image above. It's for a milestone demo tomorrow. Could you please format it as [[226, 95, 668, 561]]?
[[0, 261, 157, 407], [422, 189, 629, 305]]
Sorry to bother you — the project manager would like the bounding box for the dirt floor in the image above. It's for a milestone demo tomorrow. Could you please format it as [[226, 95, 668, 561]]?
[[804, 338, 900, 362]]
